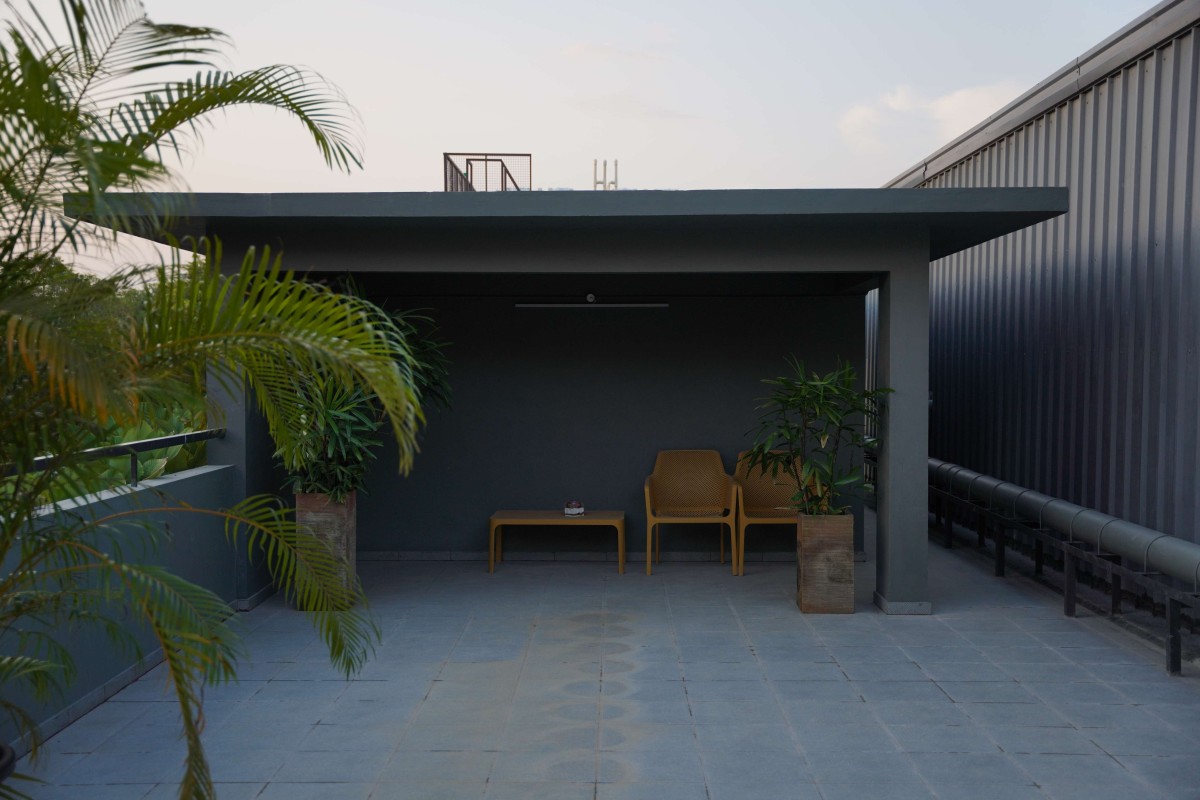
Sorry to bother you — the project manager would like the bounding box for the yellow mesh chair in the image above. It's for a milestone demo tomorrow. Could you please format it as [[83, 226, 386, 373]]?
[[734, 451, 800, 577], [644, 450, 737, 575]]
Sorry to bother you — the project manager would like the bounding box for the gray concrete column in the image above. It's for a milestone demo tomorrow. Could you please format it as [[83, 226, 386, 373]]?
[[874, 251, 931, 614]]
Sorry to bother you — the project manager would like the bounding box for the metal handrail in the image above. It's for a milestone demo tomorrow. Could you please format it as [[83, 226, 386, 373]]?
[[8, 428, 225, 486], [929, 457, 1199, 674]]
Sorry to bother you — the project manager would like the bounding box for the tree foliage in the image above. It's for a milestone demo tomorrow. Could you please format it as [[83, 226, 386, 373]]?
[[0, 3, 425, 798]]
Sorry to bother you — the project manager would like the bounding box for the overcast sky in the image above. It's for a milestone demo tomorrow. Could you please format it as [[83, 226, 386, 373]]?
[[139, 0, 1154, 193], [14, 0, 1158, 271]]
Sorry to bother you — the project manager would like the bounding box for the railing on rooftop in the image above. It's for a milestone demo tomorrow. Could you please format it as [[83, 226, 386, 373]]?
[[443, 153, 531, 192], [8, 429, 225, 488], [928, 458, 1199, 674]]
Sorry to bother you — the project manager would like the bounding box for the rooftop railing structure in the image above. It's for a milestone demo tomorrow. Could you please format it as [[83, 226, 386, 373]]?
[[443, 153, 531, 192], [7, 429, 225, 487], [929, 458, 1200, 674]]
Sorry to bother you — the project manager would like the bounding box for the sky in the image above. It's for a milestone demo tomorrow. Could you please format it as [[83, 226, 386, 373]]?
[[136, 0, 1156, 193], [20, 0, 1160, 268]]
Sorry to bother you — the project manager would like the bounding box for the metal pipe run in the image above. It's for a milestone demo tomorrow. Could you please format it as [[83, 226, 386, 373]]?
[[930, 459, 1200, 591]]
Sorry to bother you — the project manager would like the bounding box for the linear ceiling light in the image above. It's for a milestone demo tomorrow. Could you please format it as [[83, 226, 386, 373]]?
[[515, 293, 668, 309]]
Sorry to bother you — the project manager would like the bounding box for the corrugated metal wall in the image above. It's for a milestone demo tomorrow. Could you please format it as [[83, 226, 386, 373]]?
[[901, 13, 1199, 542]]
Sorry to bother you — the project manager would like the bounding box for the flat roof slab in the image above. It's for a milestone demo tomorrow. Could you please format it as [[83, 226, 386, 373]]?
[[91, 187, 1068, 261]]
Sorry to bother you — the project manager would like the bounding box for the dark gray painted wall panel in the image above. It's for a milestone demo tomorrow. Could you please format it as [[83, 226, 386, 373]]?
[[5, 466, 243, 746], [904, 19, 1199, 543], [355, 294, 864, 560]]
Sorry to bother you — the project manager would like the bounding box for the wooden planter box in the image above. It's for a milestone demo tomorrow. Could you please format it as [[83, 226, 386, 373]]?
[[796, 513, 854, 613], [295, 490, 357, 597]]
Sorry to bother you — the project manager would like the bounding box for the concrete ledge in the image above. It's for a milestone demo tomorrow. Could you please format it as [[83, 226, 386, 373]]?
[[233, 583, 276, 612], [874, 591, 933, 615]]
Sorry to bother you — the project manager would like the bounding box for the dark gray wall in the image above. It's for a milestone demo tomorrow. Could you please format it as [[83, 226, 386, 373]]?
[[6, 466, 242, 751], [889, 2, 1200, 543], [356, 291, 864, 562], [207, 377, 289, 607]]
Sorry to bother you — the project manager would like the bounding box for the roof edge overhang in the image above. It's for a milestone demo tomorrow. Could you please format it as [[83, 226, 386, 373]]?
[[68, 187, 1069, 262]]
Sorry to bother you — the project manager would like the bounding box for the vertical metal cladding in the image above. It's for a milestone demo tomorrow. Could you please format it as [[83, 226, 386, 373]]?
[[914, 23, 1199, 543]]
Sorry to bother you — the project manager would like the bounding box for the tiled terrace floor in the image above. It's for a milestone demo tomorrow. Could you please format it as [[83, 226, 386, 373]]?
[[19, 540, 1200, 799]]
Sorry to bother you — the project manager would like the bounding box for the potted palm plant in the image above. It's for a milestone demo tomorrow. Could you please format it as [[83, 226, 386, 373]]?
[[742, 358, 889, 613], [279, 380, 382, 601], [277, 309, 450, 603]]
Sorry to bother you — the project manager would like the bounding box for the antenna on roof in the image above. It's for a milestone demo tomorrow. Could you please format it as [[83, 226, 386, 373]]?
[[593, 159, 618, 190]]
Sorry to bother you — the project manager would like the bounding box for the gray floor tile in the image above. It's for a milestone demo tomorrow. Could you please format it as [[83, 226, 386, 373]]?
[[700, 748, 811, 783], [1049, 701, 1165, 730], [143, 784, 264, 800], [841, 661, 929, 682], [1024, 681, 1128, 705], [381, 750, 496, 783], [258, 782, 374, 799], [19, 557, 1200, 799], [599, 722, 696, 751], [490, 749, 597, 782], [272, 749, 392, 783], [1011, 753, 1146, 787], [761, 661, 846, 681], [706, 777, 824, 800], [1115, 754, 1200, 793], [22, 784, 157, 800], [483, 782, 597, 800], [596, 781, 709, 800], [773, 680, 863, 702], [690, 697, 784, 724], [693, 722, 796, 752], [986, 725, 1104, 755], [599, 750, 705, 782], [888, 724, 998, 754], [797, 721, 899, 752], [1041, 782, 1166, 800], [202, 749, 289, 783], [960, 703, 1071, 727], [299, 721, 408, 752], [930, 784, 1050, 799], [871, 701, 971, 726], [817, 784, 934, 800], [803, 750, 922, 784], [855, 680, 952, 703], [918, 661, 1012, 682], [909, 752, 1031, 784], [903, 646, 990, 664], [683, 678, 774, 702], [1086, 726, 1200, 756]]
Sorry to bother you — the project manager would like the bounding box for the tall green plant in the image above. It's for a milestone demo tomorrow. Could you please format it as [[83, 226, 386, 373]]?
[[0, 2, 424, 798], [743, 358, 890, 516], [280, 381, 383, 503], [275, 280, 451, 504]]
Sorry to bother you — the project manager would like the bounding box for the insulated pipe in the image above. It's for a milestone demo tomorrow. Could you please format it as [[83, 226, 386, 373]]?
[[929, 459, 1200, 590]]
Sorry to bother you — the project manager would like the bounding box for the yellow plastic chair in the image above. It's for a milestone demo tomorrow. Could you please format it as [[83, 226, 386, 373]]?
[[733, 451, 800, 576], [644, 450, 737, 575]]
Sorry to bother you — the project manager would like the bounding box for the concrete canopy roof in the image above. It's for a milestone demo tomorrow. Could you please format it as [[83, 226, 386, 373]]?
[[96, 187, 1067, 262]]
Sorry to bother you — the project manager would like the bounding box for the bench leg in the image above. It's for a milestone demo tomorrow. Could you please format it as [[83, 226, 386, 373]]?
[[617, 522, 625, 574], [489, 522, 498, 573]]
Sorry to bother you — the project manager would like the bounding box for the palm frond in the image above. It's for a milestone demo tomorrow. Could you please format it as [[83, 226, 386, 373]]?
[[129, 243, 421, 474], [223, 495, 378, 675], [107, 64, 362, 174]]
